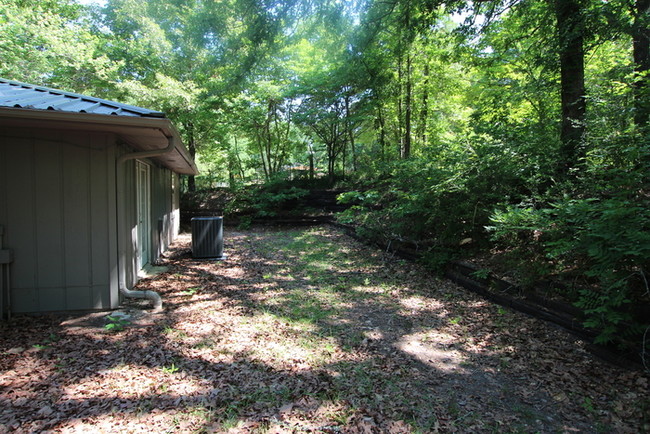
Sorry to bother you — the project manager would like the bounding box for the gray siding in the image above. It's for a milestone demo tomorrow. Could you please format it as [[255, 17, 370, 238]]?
[[0, 129, 117, 313], [1, 128, 182, 315]]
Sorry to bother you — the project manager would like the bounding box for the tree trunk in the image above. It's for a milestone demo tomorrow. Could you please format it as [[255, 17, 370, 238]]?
[[402, 51, 412, 159], [233, 135, 246, 181], [397, 52, 404, 159], [555, 0, 586, 175], [264, 100, 274, 179], [397, 0, 413, 159], [309, 152, 314, 182], [187, 173, 196, 192], [377, 106, 386, 163], [254, 129, 269, 181], [229, 168, 235, 186], [187, 145, 196, 192], [344, 94, 357, 172], [419, 62, 429, 146], [633, 0, 650, 128], [328, 142, 336, 184]]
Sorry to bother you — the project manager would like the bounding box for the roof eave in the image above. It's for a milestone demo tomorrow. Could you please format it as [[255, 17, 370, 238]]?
[[0, 107, 199, 175]]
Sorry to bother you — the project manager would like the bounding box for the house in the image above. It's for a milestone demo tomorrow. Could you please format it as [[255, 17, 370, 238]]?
[[0, 78, 198, 317]]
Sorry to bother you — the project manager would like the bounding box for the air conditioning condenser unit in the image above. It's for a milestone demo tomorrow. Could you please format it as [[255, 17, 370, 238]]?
[[191, 217, 225, 259]]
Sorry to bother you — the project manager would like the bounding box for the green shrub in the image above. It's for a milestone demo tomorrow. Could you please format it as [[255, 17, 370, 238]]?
[[336, 140, 531, 249], [225, 177, 309, 218], [489, 191, 650, 345]]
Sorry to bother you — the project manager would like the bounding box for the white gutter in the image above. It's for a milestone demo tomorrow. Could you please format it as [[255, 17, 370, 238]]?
[[117, 133, 176, 165]]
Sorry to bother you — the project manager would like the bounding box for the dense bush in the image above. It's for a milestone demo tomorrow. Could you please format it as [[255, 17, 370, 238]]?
[[225, 176, 310, 219], [490, 194, 650, 343]]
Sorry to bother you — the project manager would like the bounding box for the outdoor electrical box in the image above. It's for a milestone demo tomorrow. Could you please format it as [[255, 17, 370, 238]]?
[[191, 216, 225, 259]]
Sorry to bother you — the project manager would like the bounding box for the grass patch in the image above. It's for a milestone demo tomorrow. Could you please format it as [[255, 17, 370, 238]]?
[[251, 229, 386, 327]]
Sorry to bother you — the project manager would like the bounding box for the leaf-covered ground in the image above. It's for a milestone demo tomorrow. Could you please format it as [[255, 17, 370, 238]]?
[[1, 227, 648, 433]]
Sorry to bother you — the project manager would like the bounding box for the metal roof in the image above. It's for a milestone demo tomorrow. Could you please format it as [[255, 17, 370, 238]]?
[[0, 78, 165, 118], [0, 78, 199, 175]]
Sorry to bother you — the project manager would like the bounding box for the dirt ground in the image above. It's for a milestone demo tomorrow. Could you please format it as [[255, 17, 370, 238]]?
[[1, 226, 648, 433]]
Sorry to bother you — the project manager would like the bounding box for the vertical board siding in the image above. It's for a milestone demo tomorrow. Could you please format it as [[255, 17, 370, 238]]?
[[6, 137, 38, 312], [91, 136, 112, 309], [106, 144, 119, 309], [119, 158, 178, 291], [127, 158, 137, 288], [151, 166, 170, 257], [62, 143, 91, 287], [164, 170, 174, 247], [63, 139, 92, 309], [0, 130, 114, 313], [34, 142, 64, 289], [152, 167, 176, 257], [152, 167, 162, 257], [34, 140, 66, 311]]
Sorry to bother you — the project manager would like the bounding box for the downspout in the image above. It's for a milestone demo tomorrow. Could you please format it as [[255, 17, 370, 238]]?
[[115, 131, 175, 311]]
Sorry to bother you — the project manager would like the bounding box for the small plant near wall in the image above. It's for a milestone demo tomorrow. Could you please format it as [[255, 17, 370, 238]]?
[[104, 315, 130, 333]]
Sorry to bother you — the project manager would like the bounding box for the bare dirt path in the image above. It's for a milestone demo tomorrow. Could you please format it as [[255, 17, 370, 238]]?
[[1, 226, 648, 433]]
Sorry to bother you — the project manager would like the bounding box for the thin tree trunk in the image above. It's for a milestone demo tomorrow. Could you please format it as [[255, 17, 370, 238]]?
[[397, 44, 404, 159], [187, 142, 196, 192], [377, 106, 386, 163], [233, 135, 245, 180], [255, 129, 269, 181], [345, 94, 357, 172], [309, 152, 314, 183], [398, 0, 412, 159], [633, 0, 650, 128], [555, 0, 586, 175], [328, 141, 336, 184], [419, 62, 429, 146], [265, 101, 274, 178], [342, 140, 347, 179], [403, 51, 412, 159]]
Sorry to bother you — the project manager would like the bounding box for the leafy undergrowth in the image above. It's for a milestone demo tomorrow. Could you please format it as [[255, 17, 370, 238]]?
[[1, 227, 648, 433]]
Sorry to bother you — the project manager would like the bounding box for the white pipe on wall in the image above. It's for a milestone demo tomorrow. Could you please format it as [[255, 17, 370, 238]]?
[[118, 285, 162, 311], [115, 132, 175, 312]]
